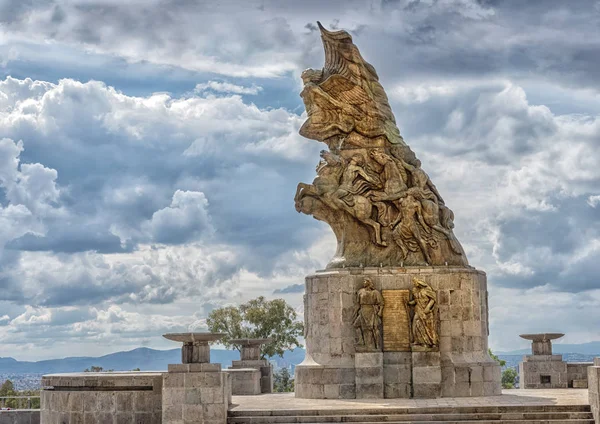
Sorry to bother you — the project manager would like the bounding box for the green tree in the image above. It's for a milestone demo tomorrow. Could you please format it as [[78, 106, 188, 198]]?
[[207, 296, 304, 358], [273, 368, 295, 392], [502, 368, 518, 389], [84, 366, 113, 372], [0, 379, 17, 408], [0, 380, 15, 396], [488, 348, 506, 367]]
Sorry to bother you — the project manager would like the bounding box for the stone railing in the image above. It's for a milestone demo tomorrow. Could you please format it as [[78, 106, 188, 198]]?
[[589, 358, 600, 424]]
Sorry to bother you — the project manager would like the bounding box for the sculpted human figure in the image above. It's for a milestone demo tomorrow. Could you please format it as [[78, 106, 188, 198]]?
[[401, 159, 444, 204], [295, 150, 344, 208], [368, 150, 408, 226], [391, 193, 434, 264], [409, 277, 438, 349], [353, 278, 384, 351], [331, 154, 377, 208]]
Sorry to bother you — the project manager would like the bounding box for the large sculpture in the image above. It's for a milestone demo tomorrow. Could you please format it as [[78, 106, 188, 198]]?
[[295, 22, 467, 268], [295, 23, 501, 400]]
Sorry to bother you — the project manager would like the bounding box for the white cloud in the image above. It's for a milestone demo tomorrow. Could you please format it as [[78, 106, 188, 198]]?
[[194, 81, 263, 95], [588, 195, 600, 208], [146, 190, 213, 244]]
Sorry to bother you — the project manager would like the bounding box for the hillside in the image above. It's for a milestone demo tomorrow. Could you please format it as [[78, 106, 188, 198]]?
[[0, 347, 305, 374]]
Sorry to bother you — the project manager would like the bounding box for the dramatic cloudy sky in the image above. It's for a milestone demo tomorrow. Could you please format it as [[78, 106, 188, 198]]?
[[1, 0, 600, 361]]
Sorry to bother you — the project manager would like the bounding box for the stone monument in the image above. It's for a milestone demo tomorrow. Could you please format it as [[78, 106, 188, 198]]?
[[519, 333, 568, 389], [294, 22, 501, 399]]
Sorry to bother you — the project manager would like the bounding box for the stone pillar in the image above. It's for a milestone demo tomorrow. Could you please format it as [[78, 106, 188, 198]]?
[[228, 338, 273, 394], [162, 333, 230, 424]]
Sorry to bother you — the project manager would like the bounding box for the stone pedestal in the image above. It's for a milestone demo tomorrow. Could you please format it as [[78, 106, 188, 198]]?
[[224, 368, 262, 395], [228, 338, 273, 394], [162, 332, 230, 424], [295, 267, 502, 399], [519, 333, 568, 389], [519, 355, 568, 389]]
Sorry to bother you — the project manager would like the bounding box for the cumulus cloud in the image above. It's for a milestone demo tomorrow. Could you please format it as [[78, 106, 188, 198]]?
[[194, 81, 263, 96], [146, 190, 213, 244], [1, 0, 600, 357]]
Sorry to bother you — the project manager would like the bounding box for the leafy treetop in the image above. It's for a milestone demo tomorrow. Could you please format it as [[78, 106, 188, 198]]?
[[207, 296, 304, 358]]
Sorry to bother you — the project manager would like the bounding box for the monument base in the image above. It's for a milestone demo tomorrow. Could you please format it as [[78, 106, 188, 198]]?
[[295, 267, 501, 399]]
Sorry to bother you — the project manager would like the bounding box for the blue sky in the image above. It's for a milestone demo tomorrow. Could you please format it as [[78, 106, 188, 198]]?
[[1, 0, 600, 360]]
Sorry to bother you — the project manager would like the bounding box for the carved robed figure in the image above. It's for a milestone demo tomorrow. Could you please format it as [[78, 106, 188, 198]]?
[[353, 278, 384, 351], [408, 278, 438, 350]]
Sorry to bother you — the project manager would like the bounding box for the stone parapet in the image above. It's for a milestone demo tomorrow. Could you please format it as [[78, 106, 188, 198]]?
[[40, 372, 163, 424], [295, 266, 501, 399], [0, 410, 40, 424]]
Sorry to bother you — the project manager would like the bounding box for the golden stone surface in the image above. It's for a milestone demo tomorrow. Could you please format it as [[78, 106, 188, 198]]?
[[382, 289, 410, 352]]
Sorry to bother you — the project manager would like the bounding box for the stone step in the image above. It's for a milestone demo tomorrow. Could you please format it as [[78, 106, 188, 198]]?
[[229, 419, 594, 424], [258, 422, 595, 424], [229, 405, 592, 417], [228, 413, 594, 423]]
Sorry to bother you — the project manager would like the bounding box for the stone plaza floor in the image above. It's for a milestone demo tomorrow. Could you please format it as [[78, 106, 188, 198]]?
[[230, 389, 589, 411]]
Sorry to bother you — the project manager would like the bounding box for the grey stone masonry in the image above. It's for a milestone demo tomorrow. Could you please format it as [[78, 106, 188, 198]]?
[[567, 362, 593, 388], [230, 359, 273, 394], [588, 363, 600, 424], [355, 352, 384, 399], [520, 355, 568, 389], [224, 368, 261, 395], [412, 351, 441, 398], [0, 410, 39, 424], [40, 372, 163, 424], [295, 266, 501, 399], [383, 352, 411, 399], [162, 365, 230, 424]]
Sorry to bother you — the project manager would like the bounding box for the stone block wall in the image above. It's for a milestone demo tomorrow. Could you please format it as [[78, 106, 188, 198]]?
[[41, 372, 163, 424], [224, 369, 261, 395], [0, 411, 40, 424], [588, 364, 600, 424], [230, 359, 273, 393], [162, 366, 229, 424], [519, 355, 568, 389], [567, 362, 592, 388], [295, 266, 501, 399], [383, 352, 411, 398]]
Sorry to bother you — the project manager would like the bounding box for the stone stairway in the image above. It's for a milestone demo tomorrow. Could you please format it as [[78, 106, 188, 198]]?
[[228, 404, 594, 424]]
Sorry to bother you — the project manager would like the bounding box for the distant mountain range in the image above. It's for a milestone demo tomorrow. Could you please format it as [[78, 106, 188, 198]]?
[[1, 341, 599, 375], [0, 347, 306, 374], [497, 341, 600, 356]]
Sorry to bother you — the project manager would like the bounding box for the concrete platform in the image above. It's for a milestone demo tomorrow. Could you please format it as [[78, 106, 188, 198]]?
[[230, 389, 589, 410]]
